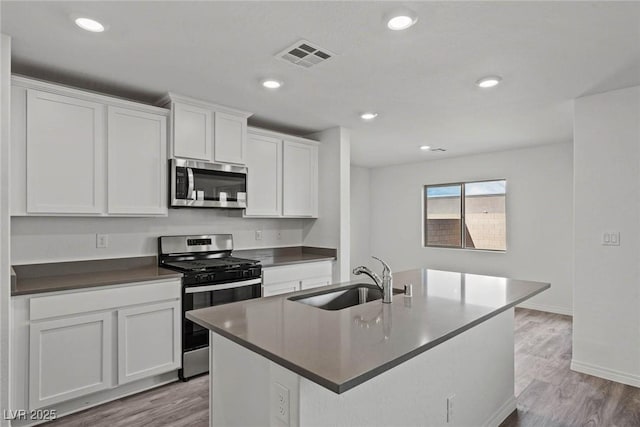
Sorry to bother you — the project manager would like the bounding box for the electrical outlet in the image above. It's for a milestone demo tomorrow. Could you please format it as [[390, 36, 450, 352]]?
[[602, 232, 620, 246], [255, 230, 263, 241], [272, 383, 290, 425], [276, 231, 282, 240], [96, 234, 108, 248], [446, 394, 455, 423]]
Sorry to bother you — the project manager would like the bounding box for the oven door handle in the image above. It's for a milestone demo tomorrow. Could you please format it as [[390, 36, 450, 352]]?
[[184, 278, 262, 293]]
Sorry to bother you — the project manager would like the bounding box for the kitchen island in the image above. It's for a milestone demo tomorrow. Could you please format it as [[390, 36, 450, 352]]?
[[187, 268, 549, 427]]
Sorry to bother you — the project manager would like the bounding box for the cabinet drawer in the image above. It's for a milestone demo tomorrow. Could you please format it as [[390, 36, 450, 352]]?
[[262, 281, 300, 297], [30, 280, 181, 321], [262, 261, 333, 285], [300, 276, 331, 291]]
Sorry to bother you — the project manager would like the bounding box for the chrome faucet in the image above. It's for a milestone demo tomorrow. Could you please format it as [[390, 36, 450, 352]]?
[[352, 256, 393, 304]]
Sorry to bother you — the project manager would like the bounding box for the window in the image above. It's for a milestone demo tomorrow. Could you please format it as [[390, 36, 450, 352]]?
[[424, 180, 506, 251]]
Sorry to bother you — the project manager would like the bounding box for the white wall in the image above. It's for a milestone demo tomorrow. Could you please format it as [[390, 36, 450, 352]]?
[[572, 85, 640, 387], [350, 166, 371, 277], [367, 142, 574, 315], [0, 33, 11, 427], [303, 127, 350, 282], [11, 210, 305, 264]]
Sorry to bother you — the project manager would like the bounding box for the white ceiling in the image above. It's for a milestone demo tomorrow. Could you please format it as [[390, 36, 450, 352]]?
[[2, 1, 640, 167]]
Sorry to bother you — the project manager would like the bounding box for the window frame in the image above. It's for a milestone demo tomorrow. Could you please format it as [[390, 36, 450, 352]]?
[[422, 179, 507, 252]]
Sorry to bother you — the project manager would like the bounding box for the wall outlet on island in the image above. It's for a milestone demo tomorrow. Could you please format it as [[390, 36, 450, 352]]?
[[255, 230, 263, 241], [272, 382, 290, 425], [96, 234, 109, 249]]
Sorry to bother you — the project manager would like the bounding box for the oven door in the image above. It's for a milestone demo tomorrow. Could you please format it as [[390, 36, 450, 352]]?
[[182, 278, 261, 353], [171, 158, 247, 208]]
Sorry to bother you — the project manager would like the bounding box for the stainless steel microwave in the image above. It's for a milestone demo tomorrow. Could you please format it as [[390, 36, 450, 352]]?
[[170, 158, 247, 208]]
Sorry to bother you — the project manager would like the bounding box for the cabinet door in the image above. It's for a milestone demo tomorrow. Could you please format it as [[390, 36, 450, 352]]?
[[107, 107, 167, 215], [26, 90, 105, 214], [282, 140, 318, 217], [300, 276, 332, 291], [214, 112, 247, 165], [117, 301, 181, 385], [173, 102, 212, 160], [262, 281, 300, 297], [245, 133, 282, 216], [29, 312, 112, 409]]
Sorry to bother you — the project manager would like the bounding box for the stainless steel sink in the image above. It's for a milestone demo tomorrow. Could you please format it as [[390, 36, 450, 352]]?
[[288, 284, 403, 311]]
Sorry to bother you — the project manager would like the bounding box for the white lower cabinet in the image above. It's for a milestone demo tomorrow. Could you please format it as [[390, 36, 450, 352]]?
[[13, 279, 181, 412], [117, 301, 181, 385], [29, 312, 112, 409], [262, 261, 333, 297], [262, 280, 300, 297]]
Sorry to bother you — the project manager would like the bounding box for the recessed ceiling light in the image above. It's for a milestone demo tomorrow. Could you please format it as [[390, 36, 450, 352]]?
[[360, 112, 378, 120], [420, 145, 431, 151], [386, 9, 418, 31], [476, 76, 502, 88], [262, 79, 283, 89], [74, 17, 105, 33]]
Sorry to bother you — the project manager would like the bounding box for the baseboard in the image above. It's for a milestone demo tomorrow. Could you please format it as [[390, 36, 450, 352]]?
[[571, 359, 640, 388], [483, 395, 517, 427], [516, 302, 572, 316]]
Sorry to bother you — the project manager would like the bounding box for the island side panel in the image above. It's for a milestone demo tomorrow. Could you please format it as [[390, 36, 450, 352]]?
[[298, 309, 516, 427], [209, 309, 515, 427], [209, 332, 271, 427]]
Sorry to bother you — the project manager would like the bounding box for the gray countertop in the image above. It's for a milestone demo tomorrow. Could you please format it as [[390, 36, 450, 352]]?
[[234, 246, 336, 267], [11, 256, 182, 296], [187, 268, 549, 393]]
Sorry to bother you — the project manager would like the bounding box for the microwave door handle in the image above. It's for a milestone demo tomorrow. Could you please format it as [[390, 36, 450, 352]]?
[[186, 168, 195, 200]]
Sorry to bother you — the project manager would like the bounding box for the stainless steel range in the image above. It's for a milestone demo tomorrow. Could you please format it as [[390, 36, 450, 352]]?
[[158, 234, 261, 380]]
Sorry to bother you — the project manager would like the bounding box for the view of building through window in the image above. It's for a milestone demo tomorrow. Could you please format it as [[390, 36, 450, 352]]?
[[424, 180, 506, 251]]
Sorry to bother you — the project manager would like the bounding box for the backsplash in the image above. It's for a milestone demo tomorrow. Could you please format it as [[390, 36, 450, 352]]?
[[11, 209, 307, 264]]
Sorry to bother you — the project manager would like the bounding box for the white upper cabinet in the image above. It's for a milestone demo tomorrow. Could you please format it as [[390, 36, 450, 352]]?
[[172, 102, 212, 161], [11, 76, 169, 217], [160, 93, 251, 165], [214, 112, 247, 164], [245, 132, 282, 216], [283, 139, 318, 217], [26, 90, 105, 214], [244, 128, 319, 218], [107, 107, 167, 215]]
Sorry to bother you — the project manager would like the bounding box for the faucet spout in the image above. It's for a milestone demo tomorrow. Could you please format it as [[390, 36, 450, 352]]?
[[352, 257, 394, 304], [352, 266, 383, 291]]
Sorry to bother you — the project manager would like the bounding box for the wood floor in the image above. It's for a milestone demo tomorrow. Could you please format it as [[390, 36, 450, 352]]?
[[44, 308, 640, 427], [501, 309, 640, 427]]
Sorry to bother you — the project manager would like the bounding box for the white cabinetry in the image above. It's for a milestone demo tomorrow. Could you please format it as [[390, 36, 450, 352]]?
[[214, 112, 247, 164], [26, 90, 105, 214], [245, 133, 282, 216], [262, 261, 333, 297], [11, 76, 169, 217], [173, 101, 212, 160], [161, 93, 251, 165], [245, 128, 319, 218], [29, 312, 112, 409], [117, 301, 180, 385], [283, 140, 318, 217], [12, 279, 181, 412], [107, 107, 167, 215]]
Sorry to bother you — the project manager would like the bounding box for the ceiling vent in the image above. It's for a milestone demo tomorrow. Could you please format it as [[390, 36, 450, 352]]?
[[276, 40, 335, 69], [430, 148, 447, 152]]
